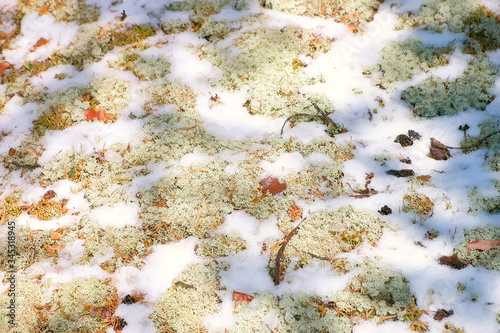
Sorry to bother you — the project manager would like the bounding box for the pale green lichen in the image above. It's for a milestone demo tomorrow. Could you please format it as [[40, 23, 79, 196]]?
[[269, 207, 388, 282], [331, 261, 418, 325], [200, 25, 332, 118], [401, 56, 497, 118], [227, 291, 284, 333], [100, 226, 147, 272], [195, 233, 247, 257], [453, 226, 500, 271], [396, 0, 481, 33], [139, 159, 235, 242], [108, 49, 170, 81], [18, 0, 100, 24], [44, 277, 118, 332], [1, 135, 43, 171], [0, 276, 45, 333], [279, 292, 351, 333], [259, 0, 382, 26], [151, 260, 228, 333], [365, 38, 453, 89], [40, 150, 129, 207], [228, 291, 351, 332]]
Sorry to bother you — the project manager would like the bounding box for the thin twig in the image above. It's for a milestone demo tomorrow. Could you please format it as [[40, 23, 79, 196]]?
[[443, 130, 500, 150], [280, 103, 343, 135], [274, 218, 306, 285]]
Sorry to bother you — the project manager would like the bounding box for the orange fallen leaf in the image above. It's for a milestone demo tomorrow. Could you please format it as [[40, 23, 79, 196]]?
[[233, 291, 254, 303], [467, 239, 500, 251], [417, 175, 432, 181], [0, 62, 10, 76], [260, 176, 287, 195], [32, 37, 49, 50], [51, 231, 63, 240], [45, 242, 66, 256], [84, 108, 117, 122]]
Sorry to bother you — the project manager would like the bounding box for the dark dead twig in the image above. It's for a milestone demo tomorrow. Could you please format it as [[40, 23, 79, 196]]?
[[274, 218, 306, 285], [280, 103, 344, 135], [443, 130, 500, 150]]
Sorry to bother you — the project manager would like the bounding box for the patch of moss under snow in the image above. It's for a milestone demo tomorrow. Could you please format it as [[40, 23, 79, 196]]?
[[40, 150, 129, 207], [269, 207, 388, 283], [200, 25, 333, 118], [108, 48, 170, 81], [453, 226, 500, 271], [331, 261, 419, 325], [401, 56, 497, 118], [18, 0, 100, 24], [195, 233, 247, 257], [227, 291, 352, 332], [139, 159, 235, 242], [396, 0, 481, 33], [44, 277, 118, 332], [365, 38, 453, 89], [258, 0, 382, 27], [151, 260, 227, 333], [0, 276, 45, 333]]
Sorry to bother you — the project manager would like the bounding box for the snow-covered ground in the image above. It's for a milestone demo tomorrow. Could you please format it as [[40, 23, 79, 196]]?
[[1, 0, 500, 332]]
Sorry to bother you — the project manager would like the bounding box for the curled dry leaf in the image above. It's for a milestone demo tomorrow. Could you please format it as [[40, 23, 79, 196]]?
[[467, 239, 500, 251], [84, 108, 117, 122], [0, 62, 10, 76], [233, 291, 254, 303], [429, 138, 450, 160], [259, 176, 287, 195]]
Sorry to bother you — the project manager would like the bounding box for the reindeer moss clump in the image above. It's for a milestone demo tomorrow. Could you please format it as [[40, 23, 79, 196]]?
[[108, 49, 171, 81], [331, 262, 419, 326], [151, 260, 227, 333], [396, 0, 481, 33], [195, 233, 247, 257], [259, 0, 382, 26], [200, 25, 332, 117], [40, 150, 129, 207], [100, 227, 148, 272], [401, 56, 497, 118], [18, 0, 100, 24], [45, 277, 118, 332], [269, 207, 387, 283], [453, 226, 500, 271], [365, 38, 452, 89], [139, 159, 235, 242], [0, 276, 45, 333]]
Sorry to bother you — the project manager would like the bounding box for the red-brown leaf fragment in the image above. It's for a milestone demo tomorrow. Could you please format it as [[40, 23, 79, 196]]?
[[429, 138, 450, 160], [233, 291, 254, 303], [438, 253, 467, 269], [32, 37, 49, 50], [43, 190, 56, 200], [467, 239, 500, 251], [0, 62, 10, 76], [84, 108, 117, 122], [260, 176, 287, 195]]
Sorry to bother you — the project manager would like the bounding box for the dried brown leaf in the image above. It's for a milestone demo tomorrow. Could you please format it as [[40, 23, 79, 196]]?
[[438, 253, 467, 269], [467, 239, 500, 251], [260, 176, 286, 195], [233, 291, 254, 303]]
